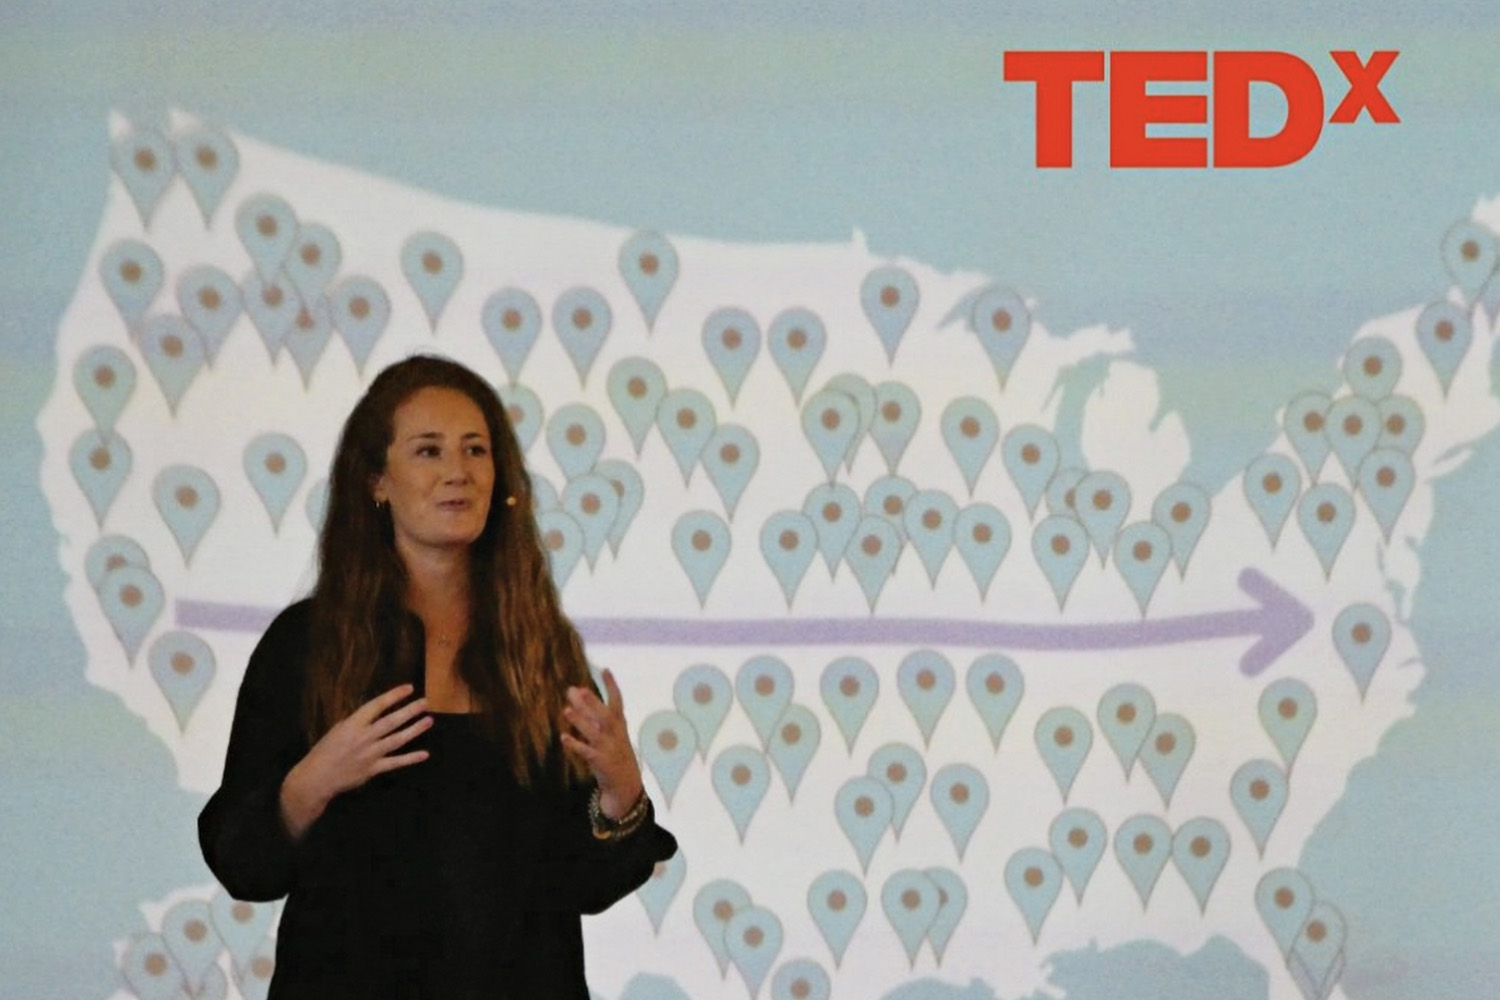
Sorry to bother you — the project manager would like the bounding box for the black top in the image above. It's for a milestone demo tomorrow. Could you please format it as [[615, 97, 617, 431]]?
[[198, 600, 677, 999]]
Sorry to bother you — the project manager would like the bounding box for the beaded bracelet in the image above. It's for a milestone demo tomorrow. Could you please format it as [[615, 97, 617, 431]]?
[[589, 786, 651, 841]]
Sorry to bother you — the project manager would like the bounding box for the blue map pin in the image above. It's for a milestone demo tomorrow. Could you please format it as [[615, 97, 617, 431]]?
[[147, 631, 215, 731], [283, 299, 334, 387], [826, 373, 876, 471], [536, 509, 584, 588], [1231, 759, 1289, 857], [284, 222, 341, 305], [210, 892, 274, 979], [694, 880, 751, 976], [153, 465, 219, 563], [593, 459, 644, 555], [174, 265, 241, 364], [1256, 868, 1315, 958], [329, 276, 390, 373], [1343, 336, 1400, 401], [834, 775, 893, 872], [141, 315, 206, 414], [821, 656, 878, 753], [931, 764, 988, 859], [99, 239, 163, 332], [1049, 808, 1107, 903], [726, 905, 783, 998], [1003, 425, 1059, 518], [1260, 678, 1316, 771], [897, 649, 954, 747], [1140, 712, 1195, 808], [98, 563, 162, 662], [737, 655, 794, 749], [673, 663, 732, 760], [1032, 515, 1088, 609], [1005, 848, 1063, 943], [1096, 683, 1156, 777], [1289, 901, 1346, 1000], [804, 483, 860, 577], [761, 511, 818, 607], [771, 959, 830, 1000], [711, 745, 770, 842], [1415, 301, 1472, 395], [924, 866, 968, 962], [110, 126, 175, 227], [1332, 603, 1390, 698], [966, 653, 1023, 750], [868, 742, 927, 839], [1377, 395, 1424, 455], [161, 898, 221, 994], [480, 288, 541, 383], [70, 430, 132, 526], [904, 490, 957, 585], [1114, 814, 1172, 909], [1172, 817, 1230, 914], [1152, 482, 1210, 576], [673, 510, 731, 606], [845, 516, 901, 610], [861, 266, 919, 362], [562, 473, 619, 568], [702, 307, 761, 405], [881, 869, 940, 966], [618, 230, 678, 331], [767, 308, 826, 403], [636, 850, 687, 934], [864, 476, 916, 545], [638, 709, 698, 805], [1297, 483, 1355, 578], [400, 231, 464, 331], [1113, 522, 1170, 615], [954, 503, 1010, 599], [546, 403, 605, 480], [658, 388, 717, 483], [768, 703, 821, 801], [1326, 395, 1380, 482], [498, 383, 543, 455], [1440, 218, 1497, 301], [174, 126, 238, 225], [235, 194, 298, 283], [552, 286, 612, 385], [970, 286, 1032, 388], [941, 397, 999, 495], [197, 960, 230, 1000], [1035, 706, 1092, 802], [807, 870, 866, 966], [1243, 453, 1302, 548], [86, 535, 150, 591], [1045, 467, 1086, 519], [1357, 448, 1414, 541], [1075, 470, 1130, 564], [871, 381, 920, 474], [801, 388, 860, 482], [1283, 392, 1332, 479], [243, 432, 306, 532], [607, 357, 667, 456], [242, 270, 299, 360], [121, 932, 185, 1000], [703, 423, 760, 519]]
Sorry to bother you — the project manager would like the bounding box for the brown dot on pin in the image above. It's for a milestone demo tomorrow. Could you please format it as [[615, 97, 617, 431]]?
[[265, 452, 286, 475], [949, 782, 970, 805], [916, 668, 935, 691], [572, 307, 592, 330], [349, 297, 371, 320], [1303, 411, 1324, 433], [198, 287, 221, 311], [656, 729, 678, 751], [676, 408, 696, 430], [984, 672, 1005, 695], [781, 722, 802, 745], [787, 328, 807, 350], [854, 796, 874, 818], [880, 285, 900, 308], [754, 675, 775, 696], [990, 309, 1012, 333], [972, 523, 993, 544], [120, 260, 142, 284], [839, 675, 860, 697], [743, 926, 764, 947], [731, 764, 752, 786], [778, 529, 799, 551], [1050, 534, 1070, 556], [886, 762, 907, 783], [638, 252, 658, 276], [195, 145, 218, 170], [1024, 866, 1044, 888], [901, 888, 921, 910], [827, 889, 847, 911], [422, 251, 443, 275], [1054, 726, 1074, 747], [820, 408, 841, 431], [722, 327, 742, 351]]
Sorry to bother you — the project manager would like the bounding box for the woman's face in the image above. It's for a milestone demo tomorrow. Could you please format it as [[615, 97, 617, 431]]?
[[372, 386, 496, 561]]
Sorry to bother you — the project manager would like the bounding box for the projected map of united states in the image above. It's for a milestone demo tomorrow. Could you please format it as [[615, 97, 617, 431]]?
[[37, 111, 1500, 1000]]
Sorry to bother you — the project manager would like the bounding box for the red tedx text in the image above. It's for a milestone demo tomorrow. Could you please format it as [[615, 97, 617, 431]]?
[[1004, 50, 1400, 168]]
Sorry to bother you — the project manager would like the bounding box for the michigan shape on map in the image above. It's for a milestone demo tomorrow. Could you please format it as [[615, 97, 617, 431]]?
[[37, 111, 1500, 1000]]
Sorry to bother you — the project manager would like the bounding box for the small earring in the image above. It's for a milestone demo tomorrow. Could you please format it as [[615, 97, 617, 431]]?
[[505, 495, 518, 507], [375, 498, 387, 510]]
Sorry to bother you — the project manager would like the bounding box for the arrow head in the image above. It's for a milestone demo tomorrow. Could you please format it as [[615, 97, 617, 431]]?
[[1236, 568, 1313, 676]]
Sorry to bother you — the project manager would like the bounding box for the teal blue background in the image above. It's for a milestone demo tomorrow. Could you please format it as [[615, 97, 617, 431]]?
[[3, 3, 1499, 997]]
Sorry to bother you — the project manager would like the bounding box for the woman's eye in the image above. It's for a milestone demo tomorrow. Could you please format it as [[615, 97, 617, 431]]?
[[417, 445, 440, 457]]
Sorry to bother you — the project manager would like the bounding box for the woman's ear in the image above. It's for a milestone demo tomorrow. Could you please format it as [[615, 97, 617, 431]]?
[[370, 473, 387, 507]]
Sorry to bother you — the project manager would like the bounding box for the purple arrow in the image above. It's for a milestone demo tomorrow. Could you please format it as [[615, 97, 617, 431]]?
[[176, 569, 1309, 677]]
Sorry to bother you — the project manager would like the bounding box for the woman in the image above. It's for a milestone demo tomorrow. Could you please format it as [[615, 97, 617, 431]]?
[[199, 354, 676, 998]]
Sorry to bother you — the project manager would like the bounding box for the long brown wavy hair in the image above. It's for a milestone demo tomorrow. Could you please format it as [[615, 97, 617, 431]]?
[[305, 353, 591, 786]]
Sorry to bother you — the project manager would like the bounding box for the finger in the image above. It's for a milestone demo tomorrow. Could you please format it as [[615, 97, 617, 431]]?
[[562, 702, 606, 741], [358, 684, 417, 721], [559, 732, 597, 768], [601, 669, 626, 719], [373, 748, 430, 774], [376, 714, 434, 754], [370, 696, 429, 738]]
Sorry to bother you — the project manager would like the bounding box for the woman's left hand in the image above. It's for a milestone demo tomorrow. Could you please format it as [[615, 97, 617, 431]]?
[[561, 668, 645, 820]]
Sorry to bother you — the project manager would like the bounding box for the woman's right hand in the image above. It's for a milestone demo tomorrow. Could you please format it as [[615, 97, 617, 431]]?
[[278, 684, 431, 840]]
